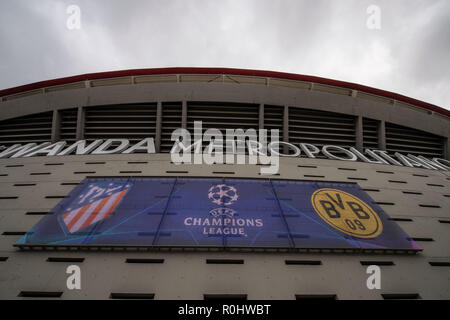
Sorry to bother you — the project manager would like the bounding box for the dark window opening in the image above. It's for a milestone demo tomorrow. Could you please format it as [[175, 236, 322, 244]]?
[[285, 260, 322, 265], [126, 258, 164, 264], [360, 261, 394, 266], [204, 294, 247, 300], [381, 293, 420, 300], [206, 259, 244, 264], [429, 262, 450, 267], [46, 257, 85, 263], [388, 218, 413, 222], [411, 237, 434, 242], [110, 293, 155, 300], [295, 294, 337, 300], [18, 291, 63, 298]]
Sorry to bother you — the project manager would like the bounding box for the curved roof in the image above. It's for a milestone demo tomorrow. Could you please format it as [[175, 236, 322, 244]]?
[[1, 67, 449, 117]]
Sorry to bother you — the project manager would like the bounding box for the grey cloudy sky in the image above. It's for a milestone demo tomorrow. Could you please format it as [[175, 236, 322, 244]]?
[[0, 0, 449, 109]]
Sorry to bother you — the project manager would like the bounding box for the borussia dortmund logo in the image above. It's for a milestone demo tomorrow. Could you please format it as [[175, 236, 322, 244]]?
[[311, 188, 383, 238]]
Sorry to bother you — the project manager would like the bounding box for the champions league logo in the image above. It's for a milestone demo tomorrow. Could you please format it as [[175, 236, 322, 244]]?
[[208, 184, 238, 218], [183, 183, 264, 237], [208, 184, 238, 206]]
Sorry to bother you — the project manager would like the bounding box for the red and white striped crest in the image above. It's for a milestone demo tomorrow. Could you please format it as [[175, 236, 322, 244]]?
[[62, 189, 127, 234]]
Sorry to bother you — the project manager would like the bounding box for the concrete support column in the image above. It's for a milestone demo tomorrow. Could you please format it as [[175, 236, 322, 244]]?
[[259, 104, 264, 130], [155, 102, 162, 153], [355, 116, 363, 152], [76, 106, 85, 140], [283, 105, 289, 153], [51, 110, 61, 142], [445, 138, 450, 160], [378, 120, 386, 150], [182, 101, 187, 129]]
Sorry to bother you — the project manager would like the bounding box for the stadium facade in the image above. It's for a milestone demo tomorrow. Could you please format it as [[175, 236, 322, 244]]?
[[0, 67, 449, 300]]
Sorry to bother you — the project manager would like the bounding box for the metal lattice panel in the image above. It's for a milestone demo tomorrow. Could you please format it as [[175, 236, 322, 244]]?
[[264, 105, 284, 138], [59, 108, 78, 142], [289, 107, 357, 148], [0, 102, 447, 161], [187, 102, 259, 150], [363, 118, 379, 150], [386, 122, 445, 158], [84, 104, 157, 144], [161, 102, 182, 152], [0, 111, 53, 146]]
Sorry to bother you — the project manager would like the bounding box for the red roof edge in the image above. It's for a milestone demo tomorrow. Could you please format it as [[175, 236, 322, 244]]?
[[0, 67, 448, 117]]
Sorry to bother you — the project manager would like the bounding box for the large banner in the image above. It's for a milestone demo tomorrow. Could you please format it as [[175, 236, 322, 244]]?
[[17, 177, 420, 251]]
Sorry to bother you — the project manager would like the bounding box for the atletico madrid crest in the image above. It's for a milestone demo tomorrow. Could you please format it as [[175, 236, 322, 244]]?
[[58, 181, 131, 234]]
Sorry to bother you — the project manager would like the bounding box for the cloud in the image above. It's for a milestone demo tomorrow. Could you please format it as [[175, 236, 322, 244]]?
[[0, 0, 448, 109]]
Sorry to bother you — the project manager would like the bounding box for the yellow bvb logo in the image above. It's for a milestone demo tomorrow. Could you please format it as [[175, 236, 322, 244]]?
[[311, 188, 383, 238]]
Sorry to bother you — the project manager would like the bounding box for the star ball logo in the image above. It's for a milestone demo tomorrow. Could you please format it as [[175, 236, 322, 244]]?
[[183, 184, 264, 237], [208, 184, 238, 218]]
